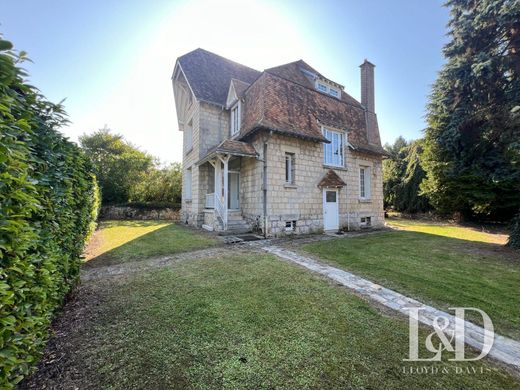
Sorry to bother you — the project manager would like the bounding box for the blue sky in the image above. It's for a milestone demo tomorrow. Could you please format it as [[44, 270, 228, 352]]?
[[1, 0, 449, 163]]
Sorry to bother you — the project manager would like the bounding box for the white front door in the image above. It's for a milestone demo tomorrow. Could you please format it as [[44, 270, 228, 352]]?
[[323, 189, 339, 231], [228, 172, 240, 209]]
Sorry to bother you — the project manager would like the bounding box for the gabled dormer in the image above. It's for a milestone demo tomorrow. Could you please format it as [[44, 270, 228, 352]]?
[[226, 78, 250, 137]]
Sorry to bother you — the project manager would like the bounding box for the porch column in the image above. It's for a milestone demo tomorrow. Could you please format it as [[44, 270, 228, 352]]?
[[218, 154, 230, 229], [213, 158, 221, 208]]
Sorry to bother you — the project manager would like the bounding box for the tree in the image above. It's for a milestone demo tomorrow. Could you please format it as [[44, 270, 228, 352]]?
[[129, 162, 182, 204], [383, 137, 430, 213], [79, 128, 154, 203], [507, 211, 520, 249], [421, 0, 520, 220]]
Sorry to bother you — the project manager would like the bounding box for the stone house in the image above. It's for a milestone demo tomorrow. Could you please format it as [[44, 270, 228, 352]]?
[[172, 48, 386, 236]]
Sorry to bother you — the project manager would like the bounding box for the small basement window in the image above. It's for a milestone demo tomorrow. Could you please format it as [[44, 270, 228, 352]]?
[[285, 220, 297, 232], [360, 216, 372, 227]]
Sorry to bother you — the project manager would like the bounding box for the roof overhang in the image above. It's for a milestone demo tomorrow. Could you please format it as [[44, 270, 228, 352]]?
[[197, 140, 258, 166]]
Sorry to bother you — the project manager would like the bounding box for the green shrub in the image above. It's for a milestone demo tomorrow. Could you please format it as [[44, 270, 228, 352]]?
[[0, 37, 99, 387], [507, 211, 520, 249], [129, 163, 182, 204]]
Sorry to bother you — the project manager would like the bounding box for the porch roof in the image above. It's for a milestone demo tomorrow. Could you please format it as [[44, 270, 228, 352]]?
[[317, 169, 346, 188], [197, 139, 258, 165]]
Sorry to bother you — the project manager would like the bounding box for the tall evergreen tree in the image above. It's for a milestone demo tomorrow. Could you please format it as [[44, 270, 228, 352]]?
[[384, 138, 430, 213], [421, 0, 520, 220]]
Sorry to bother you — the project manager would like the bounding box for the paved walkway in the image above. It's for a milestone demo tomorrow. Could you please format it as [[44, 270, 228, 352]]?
[[261, 244, 520, 368]]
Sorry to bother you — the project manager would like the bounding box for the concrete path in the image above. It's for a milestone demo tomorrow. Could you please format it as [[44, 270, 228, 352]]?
[[261, 244, 520, 368]]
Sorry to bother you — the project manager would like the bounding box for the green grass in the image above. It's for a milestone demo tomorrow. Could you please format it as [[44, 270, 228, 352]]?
[[303, 220, 520, 339], [386, 216, 508, 244], [25, 254, 518, 389], [84, 220, 218, 267]]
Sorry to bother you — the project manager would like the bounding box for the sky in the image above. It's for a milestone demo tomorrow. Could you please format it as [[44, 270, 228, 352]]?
[[1, 0, 450, 163]]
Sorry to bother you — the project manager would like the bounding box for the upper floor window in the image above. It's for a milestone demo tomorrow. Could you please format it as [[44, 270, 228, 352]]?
[[360, 166, 371, 199], [230, 102, 240, 135], [315, 80, 341, 98], [323, 128, 344, 167]]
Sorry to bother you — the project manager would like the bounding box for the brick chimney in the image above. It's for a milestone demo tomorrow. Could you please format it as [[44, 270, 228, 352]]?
[[360, 59, 375, 112]]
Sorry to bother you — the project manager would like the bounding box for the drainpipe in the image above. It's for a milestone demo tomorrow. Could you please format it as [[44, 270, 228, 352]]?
[[262, 131, 272, 238]]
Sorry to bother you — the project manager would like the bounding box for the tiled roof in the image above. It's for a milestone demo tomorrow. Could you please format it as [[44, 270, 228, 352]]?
[[240, 72, 386, 154], [177, 49, 260, 106], [318, 170, 346, 188], [230, 78, 250, 99], [211, 139, 258, 157], [265, 60, 362, 108], [176, 50, 385, 156]]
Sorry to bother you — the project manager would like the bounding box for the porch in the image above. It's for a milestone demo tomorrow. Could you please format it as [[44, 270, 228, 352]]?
[[197, 140, 258, 231]]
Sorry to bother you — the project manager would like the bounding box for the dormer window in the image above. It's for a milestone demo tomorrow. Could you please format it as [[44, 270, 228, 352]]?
[[315, 80, 341, 98], [230, 102, 240, 136]]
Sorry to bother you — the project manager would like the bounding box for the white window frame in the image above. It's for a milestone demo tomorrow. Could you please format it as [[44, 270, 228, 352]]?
[[315, 80, 341, 98], [359, 166, 371, 200], [230, 102, 241, 136], [285, 152, 295, 184], [323, 127, 345, 167], [185, 168, 192, 200]]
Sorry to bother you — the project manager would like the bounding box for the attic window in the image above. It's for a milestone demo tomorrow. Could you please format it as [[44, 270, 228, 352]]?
[[315, 80, 341, 98]]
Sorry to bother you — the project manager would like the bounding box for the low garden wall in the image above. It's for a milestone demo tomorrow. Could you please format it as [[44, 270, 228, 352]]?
[[100, 205, 181, 221]]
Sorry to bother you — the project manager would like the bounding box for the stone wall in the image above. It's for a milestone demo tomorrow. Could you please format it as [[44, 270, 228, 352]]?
[[179, 97, 384, 237], [263, 133, 384, 236], [100, 206, 180, 221]]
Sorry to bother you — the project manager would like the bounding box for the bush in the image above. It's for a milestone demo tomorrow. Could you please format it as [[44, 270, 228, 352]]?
[[507, 212, 520, 249], [0, 37, 99, 387], [129, 163, 182, 204]]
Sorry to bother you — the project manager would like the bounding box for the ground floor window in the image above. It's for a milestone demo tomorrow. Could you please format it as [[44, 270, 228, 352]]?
[[285, 152, 295, 184]]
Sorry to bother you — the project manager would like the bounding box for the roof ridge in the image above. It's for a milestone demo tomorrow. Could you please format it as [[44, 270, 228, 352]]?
[[179, 48, 260, 73]]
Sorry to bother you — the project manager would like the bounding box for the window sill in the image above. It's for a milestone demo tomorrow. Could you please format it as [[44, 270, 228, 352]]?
[[323, 164, 347, 171], [359, 198, 372, 203], [185, 147, 193, 156], [284, 184, 297, 189]]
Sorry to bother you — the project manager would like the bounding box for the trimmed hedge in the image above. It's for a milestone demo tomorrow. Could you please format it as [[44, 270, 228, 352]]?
[[0, 38, 100, 387]]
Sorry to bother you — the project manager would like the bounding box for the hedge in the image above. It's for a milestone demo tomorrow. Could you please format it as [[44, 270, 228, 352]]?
[[0, 38, 100, 387]]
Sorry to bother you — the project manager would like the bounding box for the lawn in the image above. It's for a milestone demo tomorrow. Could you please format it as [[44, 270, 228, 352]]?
[[303, 217, 520, 339], [84, 220, 219, 267], [22, 254, 517, 389]]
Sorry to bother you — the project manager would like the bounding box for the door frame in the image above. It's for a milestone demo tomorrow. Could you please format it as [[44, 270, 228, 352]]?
[[322, 188, 339, 231], [228, 170, 240, 210]]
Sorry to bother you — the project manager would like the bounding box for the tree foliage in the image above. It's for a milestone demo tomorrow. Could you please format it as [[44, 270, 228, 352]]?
[[507, 210, 520, 249], [421, 0, 520, 220], [383, 137, 430, 213], [79, 128, 154, 204], [129, 162, 182, 204], [0, 37, 99, 387]]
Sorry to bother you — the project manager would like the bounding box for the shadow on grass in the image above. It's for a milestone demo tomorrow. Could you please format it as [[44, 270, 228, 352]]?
[[83, 221, 217, 269]]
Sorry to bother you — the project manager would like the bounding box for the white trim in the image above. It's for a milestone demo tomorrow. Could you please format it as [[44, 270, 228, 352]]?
[[359, 165, 371, 200], [314, 79, 342, 99], [322, 188, 339, 231], [322, 126, 345, 167], [230, 102, 241, 136]]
